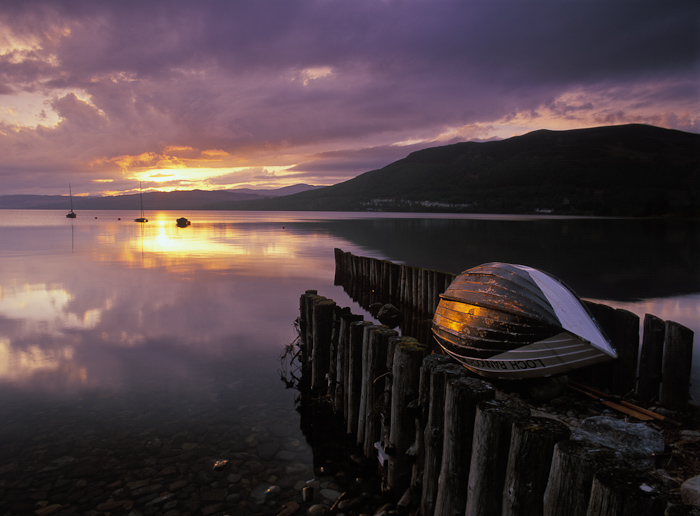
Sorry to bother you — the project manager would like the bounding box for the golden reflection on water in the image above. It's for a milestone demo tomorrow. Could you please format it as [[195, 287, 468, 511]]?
[[0, 212, 342, 391], [0, 283, 104, 385], [0, 283, 102, 330], [109, 219, 318, 277], [0, 337, 86, 383]]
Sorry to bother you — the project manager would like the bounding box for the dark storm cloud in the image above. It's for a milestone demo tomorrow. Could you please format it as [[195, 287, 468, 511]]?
[[0, 0, 697, 195]]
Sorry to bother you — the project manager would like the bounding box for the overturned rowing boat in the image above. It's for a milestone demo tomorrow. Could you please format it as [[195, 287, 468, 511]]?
[[431, 262, 617, 379]]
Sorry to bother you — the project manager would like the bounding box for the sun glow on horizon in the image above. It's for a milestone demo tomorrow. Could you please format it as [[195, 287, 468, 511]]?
[[127, 164, 299, 191]]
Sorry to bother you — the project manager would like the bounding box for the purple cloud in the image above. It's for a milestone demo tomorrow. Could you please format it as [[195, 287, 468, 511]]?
[[0, 0, 697, 196]]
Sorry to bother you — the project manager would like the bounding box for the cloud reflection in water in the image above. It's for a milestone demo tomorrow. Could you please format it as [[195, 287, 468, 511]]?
[[0, 212, 351, 399]]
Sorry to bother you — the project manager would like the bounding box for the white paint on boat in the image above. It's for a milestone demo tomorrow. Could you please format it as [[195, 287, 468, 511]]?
[[444, 333, 613, 379], [512, 264, 617, 358]]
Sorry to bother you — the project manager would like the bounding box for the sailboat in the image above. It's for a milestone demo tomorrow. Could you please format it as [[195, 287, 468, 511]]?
[[135, 182, 148, 223], [66, 183, 77, 218]]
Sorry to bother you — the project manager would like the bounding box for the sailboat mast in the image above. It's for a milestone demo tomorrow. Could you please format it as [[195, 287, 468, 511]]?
[[66, 183, 77, 218], [135, 181, 148, 222]]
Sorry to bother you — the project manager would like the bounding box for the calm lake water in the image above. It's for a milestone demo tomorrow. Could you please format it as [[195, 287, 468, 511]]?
[[0, 209, 698, 512]]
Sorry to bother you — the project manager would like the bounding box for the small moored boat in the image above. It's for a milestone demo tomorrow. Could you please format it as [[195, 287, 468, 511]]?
[[431, 262, 616, 379], [66, 183, 77, 218], [135, 182, 148, 223], [176, 217, 191, 227]]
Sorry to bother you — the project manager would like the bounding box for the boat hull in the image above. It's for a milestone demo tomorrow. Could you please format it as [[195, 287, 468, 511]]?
[[431, 262, 616, 379]]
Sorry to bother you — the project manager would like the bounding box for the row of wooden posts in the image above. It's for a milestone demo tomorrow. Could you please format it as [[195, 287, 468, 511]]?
[[297, 290, 672, 516], [333, 248, 695, 411]]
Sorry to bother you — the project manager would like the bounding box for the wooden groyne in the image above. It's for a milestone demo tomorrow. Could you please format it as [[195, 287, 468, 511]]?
[[333, 248, 695, 411], [295, 289, 692, 515]]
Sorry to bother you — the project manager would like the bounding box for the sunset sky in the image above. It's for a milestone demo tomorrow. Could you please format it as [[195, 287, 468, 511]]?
[[0, 0, 697, 197]]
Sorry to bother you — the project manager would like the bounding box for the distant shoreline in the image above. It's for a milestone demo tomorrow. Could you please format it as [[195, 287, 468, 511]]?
[[2, 206, 698, 221]]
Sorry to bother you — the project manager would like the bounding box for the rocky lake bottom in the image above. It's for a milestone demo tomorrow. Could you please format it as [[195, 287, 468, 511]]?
[[0, 361, 394, 516], [1, 353, 699, 516]]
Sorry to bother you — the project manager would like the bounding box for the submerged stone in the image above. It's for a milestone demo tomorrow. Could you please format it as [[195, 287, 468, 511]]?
[[681, 475, 700, 506], [572, 416, 665, 469]]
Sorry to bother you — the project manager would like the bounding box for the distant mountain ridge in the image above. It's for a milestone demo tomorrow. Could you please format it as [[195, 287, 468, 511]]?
[[2, 125, 698, 217], [0, 184, 324, 211], [224, 124, 699, 217]]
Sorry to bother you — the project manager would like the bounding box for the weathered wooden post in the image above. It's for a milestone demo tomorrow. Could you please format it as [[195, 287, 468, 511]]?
[[410, 354, 453, 490], [346, 321, 374, 436], [433, 377, 495, 516], [386, 338, 429, 496], [380, 260, 390, 298], [333, 248, 346, 283], [420, 268, 429, 314], [611, 308, 640, 396], [660, 321, 694, 411], [298, 290, 318, 366], [397, 265, 406, 306], [365, 255, 372, 284], [388, 261, 401, 300], [542, 441, 620, 516], [586, 467, 667, 516], [328, 306, 350, 402], [334, 312, 364, 414], [420, 363, 466, 516], [362, 328, 398, 459], [637, 314, 665, 404], [380, 335, 399, 460], [357, 324, 385, 447], [464, 399, 530, 516], [370, 257, 379, 293], [501, 416, 571, 516], [299, 289, 317, 322], [311, 297, 337, 391], [345, 251, 355, 280], [582, 302, 617, 390], [411, 267, 420, 312], [432, 269, 440, 307]]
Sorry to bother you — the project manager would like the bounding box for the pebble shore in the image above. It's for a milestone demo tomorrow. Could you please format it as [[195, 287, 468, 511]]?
[[2, 371, 698, 516], [0, 370, 394, 516]]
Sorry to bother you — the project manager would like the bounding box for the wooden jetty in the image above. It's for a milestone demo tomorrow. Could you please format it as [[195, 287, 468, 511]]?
[[289, 250, 698, 515], [333, 248, 695, 409]]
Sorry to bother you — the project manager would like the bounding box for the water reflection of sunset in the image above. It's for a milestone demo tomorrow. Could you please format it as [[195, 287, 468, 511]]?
[[1, 210, 698, 401], [0, 282, 106, 385], [0, 211, 353, 394], [110, 219, 324, 276], [0, 337, 86, 384], [0, 283, 102, 331]]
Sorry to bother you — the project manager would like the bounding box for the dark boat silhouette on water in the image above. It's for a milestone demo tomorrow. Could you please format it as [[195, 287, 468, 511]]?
[[135, 182, 148, 223], [176, 217, 191, 227], [66, 184, 77, 218], [431, 262, 617, 379]]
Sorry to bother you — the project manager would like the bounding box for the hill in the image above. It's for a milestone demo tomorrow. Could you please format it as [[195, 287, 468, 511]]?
[[0, 185, 324, 211], [225, 124, 700, 217], [2, 125, 697, 217]]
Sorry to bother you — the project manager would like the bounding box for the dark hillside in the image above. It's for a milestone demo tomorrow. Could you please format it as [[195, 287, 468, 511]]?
[[228, 124, 699, 217]]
